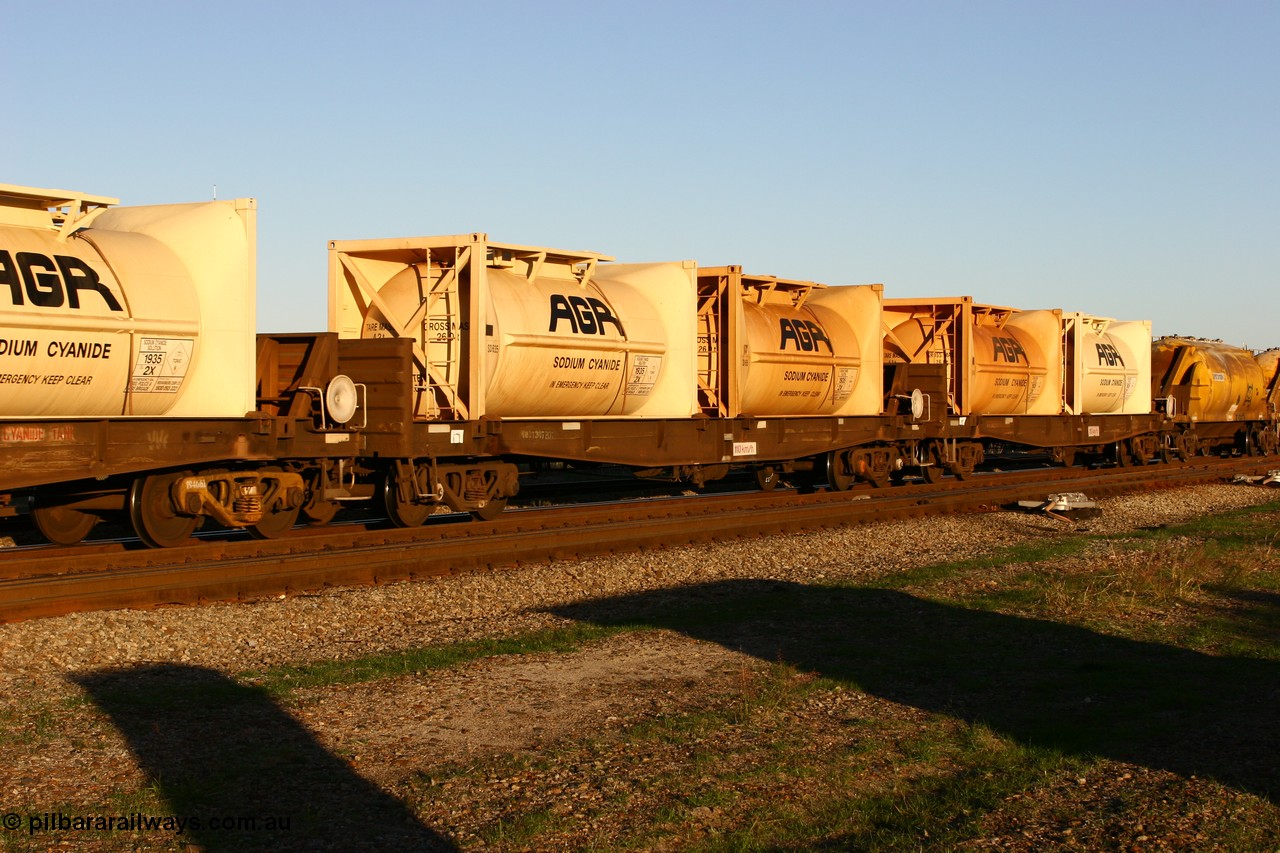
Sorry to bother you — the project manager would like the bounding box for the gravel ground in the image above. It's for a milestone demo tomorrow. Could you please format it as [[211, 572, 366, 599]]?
[[1, 483, 1274, 702], [1, 482, 1277, 851]]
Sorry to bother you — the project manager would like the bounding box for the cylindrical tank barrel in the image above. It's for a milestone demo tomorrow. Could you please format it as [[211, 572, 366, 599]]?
[[1152, 337, 1268, 422], [0, 223, 200, 417], [1069, 317, 1148, 415], [736, 296, 863, 416], [481, 267, 672, 417], [967, 322, 1050, 414], [1257, 348, 1279, 388], [361, 258, 697, 419], [0, 189, 256, 420], [890, 309, 1059, 415]]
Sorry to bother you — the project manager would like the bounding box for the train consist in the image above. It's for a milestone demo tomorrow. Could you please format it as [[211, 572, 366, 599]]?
[[1, 184, 1277, 547]]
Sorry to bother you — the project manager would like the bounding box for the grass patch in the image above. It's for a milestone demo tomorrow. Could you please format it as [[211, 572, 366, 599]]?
[[417, 674, 1085, 853], [874, 499, 1280, 657], [245, 621, 636, 696], [695, 730, 1076, 853], [877, 537, 1093, 590], [482, 808, 567, 848], [0, 787, 173, 852]]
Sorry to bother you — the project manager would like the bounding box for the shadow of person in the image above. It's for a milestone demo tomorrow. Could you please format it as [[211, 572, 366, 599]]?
[[552, 579, 1280, 802], [73, 665, 457, 852]]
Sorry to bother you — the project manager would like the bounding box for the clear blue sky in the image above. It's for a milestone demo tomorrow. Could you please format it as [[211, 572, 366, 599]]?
[[5, 1, 1277, 348]]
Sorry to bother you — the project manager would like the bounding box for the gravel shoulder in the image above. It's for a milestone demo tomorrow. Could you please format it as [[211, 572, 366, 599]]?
[[7, 484, 1270, 687]]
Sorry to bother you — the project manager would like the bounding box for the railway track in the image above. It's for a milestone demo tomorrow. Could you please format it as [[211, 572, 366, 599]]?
[[1, 456, 1275, 623]]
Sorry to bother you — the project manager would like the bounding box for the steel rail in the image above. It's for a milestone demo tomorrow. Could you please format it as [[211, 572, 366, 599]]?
[[0, 457, 1275, 623]]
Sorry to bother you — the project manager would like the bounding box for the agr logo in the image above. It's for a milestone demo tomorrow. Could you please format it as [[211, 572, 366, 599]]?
[[1095, 342, 1125, 367], [0, 250, 124, 312], [778, 318, 832, 353], [548, 294, 625, 336]]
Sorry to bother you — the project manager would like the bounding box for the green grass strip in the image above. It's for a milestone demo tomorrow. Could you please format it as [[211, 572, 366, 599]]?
[[874, 498, 1280, 592], [248, 621, 636, 696]]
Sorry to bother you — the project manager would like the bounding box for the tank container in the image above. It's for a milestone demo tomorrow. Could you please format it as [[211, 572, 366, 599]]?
[[329, 234, 698, 420], [884, 298, 1063, 416], [734, 281, 882, 417], [0, 184, 256, 418], [1063, 313, 1150, 415]]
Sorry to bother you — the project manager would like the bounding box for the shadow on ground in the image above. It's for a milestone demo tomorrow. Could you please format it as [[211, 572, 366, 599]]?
[[73, 665, 456, 852], [553, 579, 1280, 802]]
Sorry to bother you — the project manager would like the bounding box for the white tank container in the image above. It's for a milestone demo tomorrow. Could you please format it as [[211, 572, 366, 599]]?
[[0, 184, 256, 418], [1064, 313, 1150, 415], [329, 235, 698, 420]]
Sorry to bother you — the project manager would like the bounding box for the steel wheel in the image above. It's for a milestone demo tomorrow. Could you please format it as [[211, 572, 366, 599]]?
[[1246, 427, 1265, 457], [1128, 439, 1150, 466], [128, 473, 198, 548], [826, 451, 857, 491], [920, 464, 944, 484], [383, 469, 431, 527], [247, 470, 302, 539], [32, 503, 98, 546], [755, 466, 779, 491], [301, 470, 338, 526], [1114, 442, 1133, 467], [302, 500, 338, 526], [918, 445, 945, 482], [470, 497, 508, 521], [248, 504, 301, 539], [1261, 427, 1278, 456]]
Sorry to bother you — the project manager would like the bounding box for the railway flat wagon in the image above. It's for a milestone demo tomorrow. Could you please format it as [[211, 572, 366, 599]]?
[[882, 297, 1156, 471], [325, 234, 909, 523]]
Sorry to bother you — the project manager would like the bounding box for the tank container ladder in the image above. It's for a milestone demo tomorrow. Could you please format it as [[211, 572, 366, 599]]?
[[414, 248, 467, 421]]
